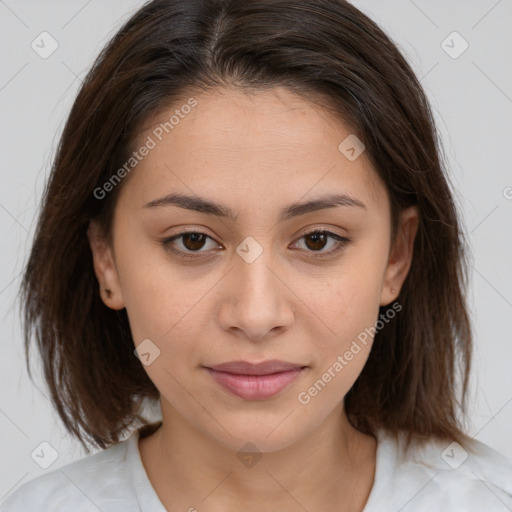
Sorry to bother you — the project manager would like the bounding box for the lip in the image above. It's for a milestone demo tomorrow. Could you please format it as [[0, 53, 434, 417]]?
[[203, 360, 307, 400], [206, 360, 305, 375]]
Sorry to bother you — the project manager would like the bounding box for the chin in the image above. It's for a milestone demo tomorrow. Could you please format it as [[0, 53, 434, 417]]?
[[201, 411, 312, 454], [215, 429, 301, 455]]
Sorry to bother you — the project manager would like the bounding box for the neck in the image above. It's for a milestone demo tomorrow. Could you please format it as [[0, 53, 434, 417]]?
[[139, 400, 377, 512]]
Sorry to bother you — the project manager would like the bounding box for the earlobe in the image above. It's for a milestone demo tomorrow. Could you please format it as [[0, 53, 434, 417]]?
[[87, 220, 125, 310], [380, 206, 419, 306]]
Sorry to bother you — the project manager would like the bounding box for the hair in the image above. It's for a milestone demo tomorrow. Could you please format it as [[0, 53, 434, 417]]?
[[20, 0, 473, 452]]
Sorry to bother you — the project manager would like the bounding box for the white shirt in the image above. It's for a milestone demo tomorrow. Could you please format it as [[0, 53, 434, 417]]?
[[1, 426, 512, 511]]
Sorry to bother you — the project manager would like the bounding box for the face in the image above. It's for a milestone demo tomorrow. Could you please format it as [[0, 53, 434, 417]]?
[[88, 86, 418, 452]]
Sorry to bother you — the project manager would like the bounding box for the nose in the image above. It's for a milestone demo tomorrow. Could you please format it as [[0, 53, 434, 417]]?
[[217, 248, 295, 342]]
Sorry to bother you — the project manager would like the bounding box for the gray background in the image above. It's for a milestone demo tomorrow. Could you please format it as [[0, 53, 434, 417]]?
[[0, 0, 511, 502]]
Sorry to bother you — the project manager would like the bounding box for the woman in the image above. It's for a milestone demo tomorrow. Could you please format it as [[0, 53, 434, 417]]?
[[3, 0, 512, 510]]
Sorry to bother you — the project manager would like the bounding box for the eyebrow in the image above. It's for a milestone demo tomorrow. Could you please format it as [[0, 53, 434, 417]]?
[[144, 192, 366, 221]]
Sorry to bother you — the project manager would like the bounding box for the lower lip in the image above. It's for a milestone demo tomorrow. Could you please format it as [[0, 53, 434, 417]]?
[[204, 367, 304, 400]]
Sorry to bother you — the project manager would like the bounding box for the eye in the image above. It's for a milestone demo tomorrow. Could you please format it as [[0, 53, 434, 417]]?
[[161, 230, 222, 259], [291, 230, 351, 258], [160, 228, 351, 260]]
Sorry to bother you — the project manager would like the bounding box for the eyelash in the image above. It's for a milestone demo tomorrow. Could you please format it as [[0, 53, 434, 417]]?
[[160, 229, 351, 260]]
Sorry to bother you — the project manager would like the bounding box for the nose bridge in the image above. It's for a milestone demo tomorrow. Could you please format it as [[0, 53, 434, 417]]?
[[218, 236, 294, 340], [237, 249, 275, 297], [236, 236, 282, 306]]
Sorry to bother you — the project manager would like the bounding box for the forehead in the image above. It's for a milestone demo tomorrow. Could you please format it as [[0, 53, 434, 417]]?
[[122, 86, 386, 214]]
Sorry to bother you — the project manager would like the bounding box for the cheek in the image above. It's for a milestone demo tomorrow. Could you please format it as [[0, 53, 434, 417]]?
[[122, 278, 220, 366], [114, 228, 215, 344], [295, 273, 383, 412], [297, 242, 390, 407], [307, 248, 388, 346]]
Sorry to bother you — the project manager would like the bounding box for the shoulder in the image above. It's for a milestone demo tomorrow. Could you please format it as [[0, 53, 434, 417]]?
[[0, 435, 138, 512], [366, 430, 512, 511]]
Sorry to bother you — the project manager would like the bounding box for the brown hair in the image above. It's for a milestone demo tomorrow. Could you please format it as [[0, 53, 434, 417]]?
[[20, 0, 473, 451]]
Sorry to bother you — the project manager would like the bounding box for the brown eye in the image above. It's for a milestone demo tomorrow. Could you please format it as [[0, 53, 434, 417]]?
[[161, 231, 222, 259], [182, 233, 207, 251], [292, 230, 351, 258], [304, 232, 329, 251]]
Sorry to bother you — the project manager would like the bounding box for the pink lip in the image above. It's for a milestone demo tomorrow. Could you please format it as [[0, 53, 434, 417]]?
[[204, 360, 306, 400]]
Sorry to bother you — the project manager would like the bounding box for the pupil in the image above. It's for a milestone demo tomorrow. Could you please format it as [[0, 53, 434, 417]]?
[[183, 233, 205, 250], [306, 233, 327, 251]]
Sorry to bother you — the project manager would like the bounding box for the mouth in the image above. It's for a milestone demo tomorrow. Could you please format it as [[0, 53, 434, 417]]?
[[202, 360, 308, 400]]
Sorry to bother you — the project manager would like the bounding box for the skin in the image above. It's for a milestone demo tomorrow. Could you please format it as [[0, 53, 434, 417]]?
[[88, 86, 418, 512]]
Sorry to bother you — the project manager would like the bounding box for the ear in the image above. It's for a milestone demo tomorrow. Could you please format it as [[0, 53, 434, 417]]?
[[87, 220, 125, 310], [380, 206, 419, 306]]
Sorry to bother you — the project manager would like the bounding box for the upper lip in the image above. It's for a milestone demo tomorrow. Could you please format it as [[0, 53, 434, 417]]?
[[204, 360, 306, 376]]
